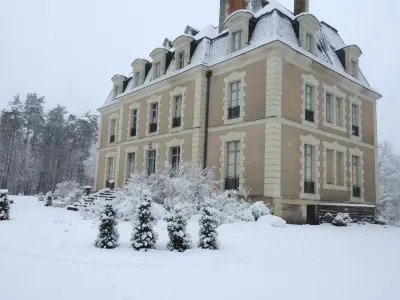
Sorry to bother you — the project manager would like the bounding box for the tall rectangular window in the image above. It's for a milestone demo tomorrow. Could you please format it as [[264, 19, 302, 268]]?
[[352, 156, 359, 186], [336, 152, 344, 186], [106, 157, 114, 180], [306, 33, 312, 52], [130, 109, 137, 137], [171, 147, 180, 167], [232, 30, 242, 52], [304, 144, 314, 193], [127, 153, 135, 179], [227, 141, 240, 178], [177, 52, 185, 69], [352, 104, 359, 136], [151, 103, 158, 123], [326, 93, 333, 123], [336, 98, 343, 126], [350, 61, 357, 76], [110, 119, 116, 143], [230, 81, 241, 107], [154, 62, 161, 79], [147, 150, 156, 175], [134, 71, 141, 87], [305, 85, 314, 122], [326, 149, 334, 184], [174, 96, 182, 118]]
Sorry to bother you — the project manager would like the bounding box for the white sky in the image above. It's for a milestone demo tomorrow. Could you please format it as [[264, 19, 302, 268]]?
[[0, 0, 399, 148]]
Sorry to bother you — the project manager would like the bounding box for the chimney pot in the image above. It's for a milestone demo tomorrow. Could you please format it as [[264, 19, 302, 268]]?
[[294, 0, 309, 15], [219, 0, 249, 33]]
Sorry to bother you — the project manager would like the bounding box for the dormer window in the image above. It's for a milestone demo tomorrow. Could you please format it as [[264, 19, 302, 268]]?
[[131, 59, 150, 88], [173, 35, 196, 71], [113, 85, 119, 97], [134, 71, 141, 87], [306, 33, 312, 53], [232, 30, 242, 52], [111, 74, 126, 99], [177, 51, 185, 69], [336, 45, 362, 79], [154, 62, 161, 79], [350, 60, 357, 77]]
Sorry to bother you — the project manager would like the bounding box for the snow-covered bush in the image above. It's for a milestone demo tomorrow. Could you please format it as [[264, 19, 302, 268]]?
[[131, 191, 157, 251], [53, 181, 83, 207], [332, 213, 352, 227], [198, 205, 219, 250], [258, 215, 286, 227], [251, 201, 270, 221], [0, 190, 10, 221], [44, 192, 53, 207], [167, 208, 191, 252], [95, 203, 119, 249], [38, 193, 44, 201]]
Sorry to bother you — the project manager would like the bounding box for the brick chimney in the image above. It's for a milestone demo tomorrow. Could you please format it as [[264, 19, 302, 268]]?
[[294, 0, 309, 15], [219, 0, 248, 33]]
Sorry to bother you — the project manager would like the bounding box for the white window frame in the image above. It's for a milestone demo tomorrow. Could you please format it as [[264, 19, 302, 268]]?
[[300, 134, 320, 200], [349, 148, 364, 202], [108, 113, 118, 146], [223, 71, 246, 125], [349, 96, 363, 141], [232, 30, 242, 52], [126, 103, 140, 140], [170, 146, 181, 167], [124, 146, 138, 181], [169, 86, 186, 132], [301, 74, 319, 128], [146, 95, 162, 137], [227, 141, 240, 178], [322, 141, 348, 191], [147, 150, 157, 175], [153, 61, 161, 79], [306, 33, 312, 53], [166, 138, 184, 167], [322, 84, 347, 132], [230, 81, 241, 108], [142, 143, 159, 175], [126, 152, 136, 180], [134, 71, 141, 87], [177, 51, 185, 69], [103, 152, 117, 187]]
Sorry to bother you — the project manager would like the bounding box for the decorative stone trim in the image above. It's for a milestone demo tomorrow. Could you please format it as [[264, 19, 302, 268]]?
[[146, 94, 162, 137], [193, 76, 206, 128], [300, 73, 319, 128], [165, 138, 184, 165], [126, 102, 140, 140], [223, 70, 246, 125], [322, 141, 348, 191], [264, 122, 281, 197], [349, 147, 364, 202], [300, 134, 320, 200], [103, 151, 117, 188], [124, 146, 138, 182], [142, 142, 160, 175], [168, 86, 186, 132], [266, 54, 283, 118], [108, 113, 119, 147], [219, 132, 246, 190], [349, 95, 363, 141], [322, 83, 347, 132], [191, 129, 204, 167]]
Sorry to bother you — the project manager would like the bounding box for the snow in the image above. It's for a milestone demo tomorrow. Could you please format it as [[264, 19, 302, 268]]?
[[194, 24, 218, 40], [321, 22, 345, 50], [0, 189, 8, 194], [258, 215, 286, 227], [1, 196, 399, 300], [254, 0, 294, 19]]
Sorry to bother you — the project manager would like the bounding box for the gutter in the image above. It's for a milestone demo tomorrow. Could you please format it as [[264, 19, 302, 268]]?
[[203, 70, 212, 169]]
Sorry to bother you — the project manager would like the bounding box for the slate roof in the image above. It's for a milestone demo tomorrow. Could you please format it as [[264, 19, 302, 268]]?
[[104, 0, 377, 106]]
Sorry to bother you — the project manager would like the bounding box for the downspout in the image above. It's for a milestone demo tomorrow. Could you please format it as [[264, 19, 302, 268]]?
[[203, 70, 213, 169]]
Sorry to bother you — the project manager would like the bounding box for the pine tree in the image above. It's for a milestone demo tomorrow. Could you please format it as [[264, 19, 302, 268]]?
[[95, 203, 119, 249], [44, 192, 53, 206], [131, 192, 157, 251], [198, 206, 219, 250], [0, 190, 10, 221], [167, 209, 191, 252]]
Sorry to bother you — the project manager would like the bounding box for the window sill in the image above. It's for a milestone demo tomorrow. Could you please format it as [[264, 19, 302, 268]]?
[[147, 132, 158, 137], [224, 117, 243, 125], [300, 192, 320, 200], [170, 126, 183, 133], [302, 119, 317, 128], [350, 134, 362, 142], [350, 196, 364, 203], [323, 184, 348, 191], [323, 121, 346, 132], [127, 135, 139, 141]]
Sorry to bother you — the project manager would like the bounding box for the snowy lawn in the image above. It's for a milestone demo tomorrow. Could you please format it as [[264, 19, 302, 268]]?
[[1, 197, 399, 300]]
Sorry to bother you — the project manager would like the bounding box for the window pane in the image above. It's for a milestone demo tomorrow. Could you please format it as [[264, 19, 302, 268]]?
[[336, 98, 342, 126], [326, 94, 332, 123], [305, 145, 313, 181], [305, 85, 313, 110], [227, 141, 240, 177], [110, 119, 116, 135], [336, 152, 343, 186], [326, 149, 334, 184], [352, 105, 358, 126], [352, 156, 358, 186], [175, 96, 181, 117]]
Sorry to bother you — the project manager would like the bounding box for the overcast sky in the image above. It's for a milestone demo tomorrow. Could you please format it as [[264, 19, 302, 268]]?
[[0, 0, 399, 148]]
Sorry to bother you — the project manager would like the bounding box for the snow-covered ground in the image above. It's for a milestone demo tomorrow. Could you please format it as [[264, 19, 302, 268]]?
[[1, 196, 399, 300]]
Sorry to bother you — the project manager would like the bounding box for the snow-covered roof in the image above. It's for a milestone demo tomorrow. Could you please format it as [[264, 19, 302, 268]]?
[[102, 0, 380, 107]]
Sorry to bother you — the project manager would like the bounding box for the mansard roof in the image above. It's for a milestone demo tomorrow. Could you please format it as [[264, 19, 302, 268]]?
[[104, 0, 379, 107]]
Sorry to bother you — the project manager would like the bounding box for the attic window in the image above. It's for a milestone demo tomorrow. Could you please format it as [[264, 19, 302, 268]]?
[[154, 62, 161, 79], [350, 60, 357, 77], [177, 51, 185, 69], [113, 85, 119, 97], [134, 71, 141, 87], [306, 33, 312, 53], [232, 30, 242, 52]]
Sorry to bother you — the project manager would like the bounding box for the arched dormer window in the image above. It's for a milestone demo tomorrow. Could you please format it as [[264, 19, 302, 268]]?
[[295, 13, 320, 55], [336, 45, 362, 79], [224, 9, 255, 54], [111, 74, 126, 98], [131, 59, 150, 88], [172, 35, 195, 70], [149, 48, 172, 80]]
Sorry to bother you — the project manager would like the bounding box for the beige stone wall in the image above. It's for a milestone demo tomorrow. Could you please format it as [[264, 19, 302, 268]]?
[[280, 123, 377, 203]]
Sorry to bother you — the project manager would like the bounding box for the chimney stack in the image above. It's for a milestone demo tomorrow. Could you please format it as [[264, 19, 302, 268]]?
[[294, 0, 309, 15], [219, 0, 248, 33]]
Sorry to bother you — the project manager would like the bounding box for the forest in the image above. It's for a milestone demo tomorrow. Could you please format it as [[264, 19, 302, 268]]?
[[0, 94, 98, 195]]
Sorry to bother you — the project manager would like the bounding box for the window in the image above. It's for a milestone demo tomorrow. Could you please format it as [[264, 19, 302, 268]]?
[[326, 93, 333, 123], [149, 103, 158, 133], [127, 153, 135, 179], [109, 119, 116, 143], [336, 98, 343, 126], [106, 157, 114, 181], [130, 109, 137, 137], [304, 144, 315, 194], [232, 30, 242, 52], [352, 104, 359, 136], [154, 62, 161, 79], [228, 81, 241, 119], [326, 149, 334, 185], [134, 72, 141, 87], [147, 150, 156, 175], [305, 85, 314, 122], [336, 152, 344, 186], [172, 95, 182, 128], [350, 60, 357, 77], [352, 156, 361, 197], [114, 86, 119, 97], [306, 33, 312, 53], [225, 141, 240, 190], [177, 51, 185, 69], [171, 147, 180, 167]]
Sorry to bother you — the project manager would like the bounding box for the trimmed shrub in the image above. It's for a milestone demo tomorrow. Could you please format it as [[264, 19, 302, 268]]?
[[95, 203, 119, 249]]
